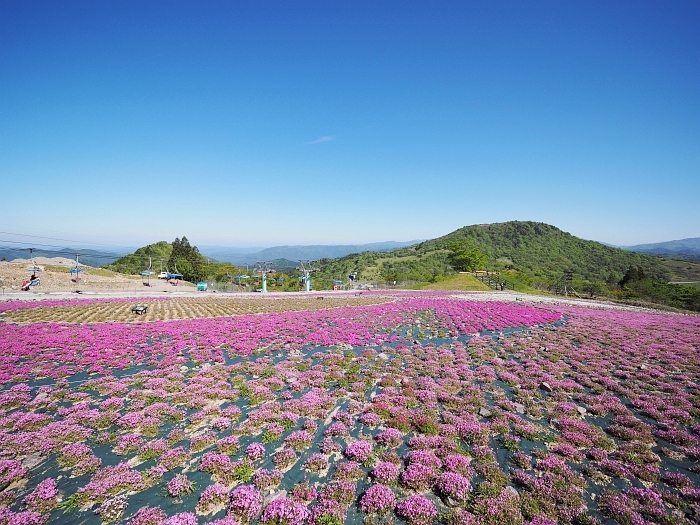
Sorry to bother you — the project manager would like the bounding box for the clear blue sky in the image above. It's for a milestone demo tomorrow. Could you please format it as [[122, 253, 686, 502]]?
[[1, 1, 698, 248]]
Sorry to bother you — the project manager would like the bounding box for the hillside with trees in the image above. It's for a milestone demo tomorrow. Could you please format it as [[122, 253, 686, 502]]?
[[315, 221, 671, 285], [167, 237, 207, 283], [105, 238, 305, 291], [417, 221, 672, 282], [313, 221, 700, 310], [106, 237, 208, 283], [102, 223, 700, 310], [106, 241, 173, 276]]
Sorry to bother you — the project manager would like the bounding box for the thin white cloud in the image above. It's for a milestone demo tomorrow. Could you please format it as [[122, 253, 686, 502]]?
[[305, 135, 335, 145]]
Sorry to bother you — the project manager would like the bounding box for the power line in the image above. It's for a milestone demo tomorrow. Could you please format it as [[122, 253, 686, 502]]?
[[0, 230, 116, 247], [0, 239, 83, 249], [0, 242, 124, 260]]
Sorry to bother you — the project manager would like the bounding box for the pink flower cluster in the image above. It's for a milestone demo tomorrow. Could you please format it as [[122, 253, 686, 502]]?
[[1, 293, 698, 524], [395, 494, 438, 525], [260, 496, 309, 525], [359, 483, 396, 515]]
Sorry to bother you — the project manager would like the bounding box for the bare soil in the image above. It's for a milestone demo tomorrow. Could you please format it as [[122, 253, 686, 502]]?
[[0, 259, 194, 294]]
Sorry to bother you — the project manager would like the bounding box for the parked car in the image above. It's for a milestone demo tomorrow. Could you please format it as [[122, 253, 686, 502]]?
[[158, 272, 168, 279]]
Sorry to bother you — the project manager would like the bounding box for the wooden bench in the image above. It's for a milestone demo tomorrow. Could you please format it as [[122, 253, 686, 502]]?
[[132, 305, 148, 315]]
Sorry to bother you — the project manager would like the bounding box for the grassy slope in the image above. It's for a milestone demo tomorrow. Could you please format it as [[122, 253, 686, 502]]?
[[659, 257, 700, 282]]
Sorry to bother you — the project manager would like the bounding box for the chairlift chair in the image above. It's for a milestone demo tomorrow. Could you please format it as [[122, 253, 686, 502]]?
[[70, 254, 84, 283], [69, 266, 83, 283], [21, 248, 43, 290], [166, 263, 183, 285]]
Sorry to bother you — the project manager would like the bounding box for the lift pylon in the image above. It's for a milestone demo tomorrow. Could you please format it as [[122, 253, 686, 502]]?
[[254, 262, 272, 293], [297, 260, 319, 292]]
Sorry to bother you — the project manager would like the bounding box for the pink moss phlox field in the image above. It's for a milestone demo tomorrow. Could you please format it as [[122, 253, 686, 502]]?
[[1, 294, 699, 524], [0, 298, 559, 383], [0, 297, 165, 312]]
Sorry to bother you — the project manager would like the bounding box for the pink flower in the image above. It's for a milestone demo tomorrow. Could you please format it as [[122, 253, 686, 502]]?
[[228, 484, 262, 522], [246, 442, 266, 461], [396, 495, 438, 525], [260, 496, 309, 525], [359, 484, 396, 515], [344, 441, 373, 463]]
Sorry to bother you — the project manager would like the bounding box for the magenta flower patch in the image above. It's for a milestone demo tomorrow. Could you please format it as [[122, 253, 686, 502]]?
[[0, 293, 697, 524]]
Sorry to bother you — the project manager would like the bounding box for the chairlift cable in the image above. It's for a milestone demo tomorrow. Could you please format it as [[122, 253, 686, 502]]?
[[0, 230, 115, 247]]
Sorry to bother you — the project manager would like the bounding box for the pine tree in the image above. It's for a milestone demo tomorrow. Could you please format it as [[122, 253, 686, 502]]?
[[167, 236, 206, 282], [618, 266, 646, 288]]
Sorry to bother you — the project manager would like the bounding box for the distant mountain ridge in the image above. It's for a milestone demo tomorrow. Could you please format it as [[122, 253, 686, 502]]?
[[202, 241, 423, 266], [623, 237, 700, 262], [1, 241, 422, 270], [1, 246, 128, 267]]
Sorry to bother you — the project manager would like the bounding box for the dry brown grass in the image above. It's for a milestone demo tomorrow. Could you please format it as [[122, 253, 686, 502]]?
[[3, 295, 393, 324], [0, 260, 178, 293]]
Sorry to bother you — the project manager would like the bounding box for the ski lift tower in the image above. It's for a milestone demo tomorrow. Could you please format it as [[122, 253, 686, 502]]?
[[297, 260, 319, 292], [254, 262, 272, 293], [141, 256, 155, 286], [562, 270, 580, 297]]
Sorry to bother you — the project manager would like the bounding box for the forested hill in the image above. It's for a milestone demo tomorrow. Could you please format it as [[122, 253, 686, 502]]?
[[106, 241, 172, 275], [314, 221, 673, 285], [417, 221, 671, 281]]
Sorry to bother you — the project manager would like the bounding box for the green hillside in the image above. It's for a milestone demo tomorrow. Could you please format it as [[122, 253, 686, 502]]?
[[106, 237, 210, 282], [101, 223, 700, 310], [417, 221, 672, 281], [106, 241, 172, 275], [314, 221, 669, 285], [313, 221, 700, 310]]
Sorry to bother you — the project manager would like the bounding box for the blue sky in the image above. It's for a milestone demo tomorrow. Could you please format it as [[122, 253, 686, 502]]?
[[1, 1, 698, 248]]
